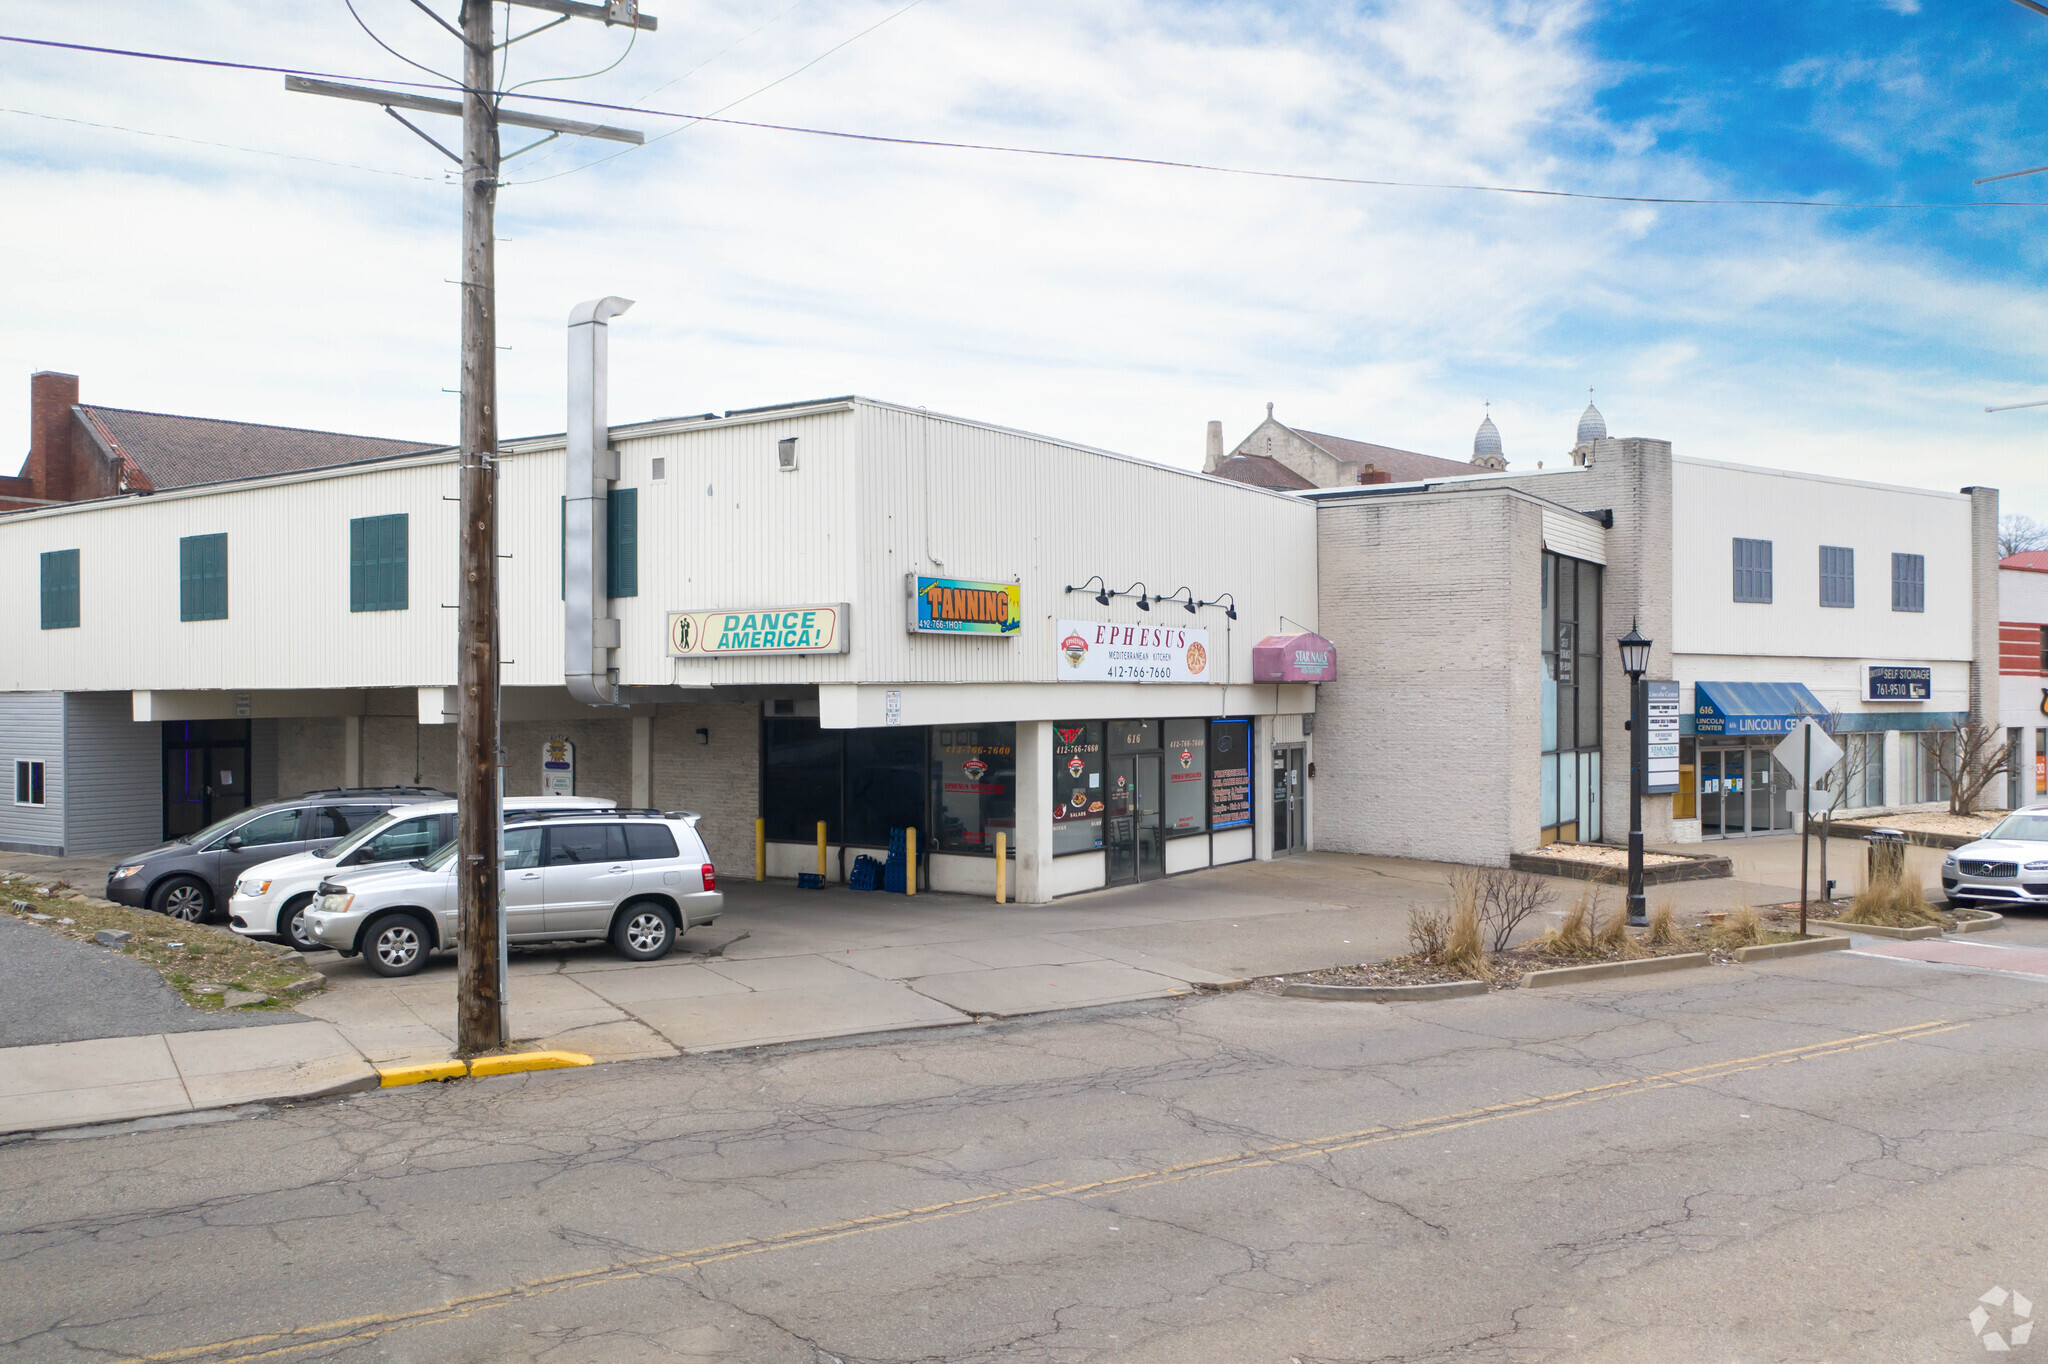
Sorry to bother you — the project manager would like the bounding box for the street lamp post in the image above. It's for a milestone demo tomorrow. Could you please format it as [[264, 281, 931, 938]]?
[[1618, 621, 1653, 926]]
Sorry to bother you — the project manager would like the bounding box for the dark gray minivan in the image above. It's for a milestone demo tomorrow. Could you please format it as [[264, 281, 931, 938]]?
[[104, 787, 449, 923]]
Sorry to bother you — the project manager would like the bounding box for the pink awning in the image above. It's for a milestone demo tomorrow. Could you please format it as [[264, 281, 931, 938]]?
[[1252, 632, 1337, 683]]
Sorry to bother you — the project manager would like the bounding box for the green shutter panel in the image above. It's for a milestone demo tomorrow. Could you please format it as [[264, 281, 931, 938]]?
[[349, 517, 367, 612], [40, 549, 79, 630], [180, 533, 228, 621], [608, 488, 638, 598]]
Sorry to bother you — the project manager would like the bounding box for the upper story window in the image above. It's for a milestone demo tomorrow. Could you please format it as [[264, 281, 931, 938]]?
[[349, 513, 409, 613], [1892, 552, 1925, 613], [179, 533, 228, 622], [40, 549, 79, 630], [2040, 626, 2047, 673], [1818, 545, 1854, 609], [1732, 538, 1773, 603]]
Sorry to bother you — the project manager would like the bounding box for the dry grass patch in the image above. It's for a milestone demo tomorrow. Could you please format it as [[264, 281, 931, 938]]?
[[1648, 900, 1677, 946], [1, 874, 321, 1011], [1837, 867, 1944, 928]]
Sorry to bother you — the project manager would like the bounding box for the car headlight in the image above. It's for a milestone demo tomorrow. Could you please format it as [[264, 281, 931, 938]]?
[[320, 893, 354, 914], [238, 880, 272, 897], [1943, 856, 1957, 867], [2026, 861, 2048, 871], [113, 864, 145, 879]]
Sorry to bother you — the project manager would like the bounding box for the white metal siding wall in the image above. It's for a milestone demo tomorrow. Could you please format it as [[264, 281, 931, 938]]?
[[0, 691, 65, 852], [60, 692, 161, 853], [852, 404, 1318, 685], [0, 458, 460, 693], [1671, 458, 1973, 663]]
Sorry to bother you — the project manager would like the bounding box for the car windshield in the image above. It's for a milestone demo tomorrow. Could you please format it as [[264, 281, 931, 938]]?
[[318, 808, 406, 860], [420, 839, 462, 872], [180, 809, 257, 846], [1986, 812, 2048, 842]]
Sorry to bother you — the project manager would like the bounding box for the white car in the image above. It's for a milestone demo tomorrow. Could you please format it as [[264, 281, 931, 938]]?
[[229, 795, 615, 951], [305, 809, 721, 976]]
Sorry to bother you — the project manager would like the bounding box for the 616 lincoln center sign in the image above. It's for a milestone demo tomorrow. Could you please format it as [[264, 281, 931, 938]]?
[[1056, 620, 1210, 683], [668, 604, 849, 657]]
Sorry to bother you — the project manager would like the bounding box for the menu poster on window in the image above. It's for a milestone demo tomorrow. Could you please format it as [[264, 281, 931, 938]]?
[[1209, 718, 1252, 829], [1052, 721, 1105, 854], [1163, 718, 1208, 831], [935, 726, 1015, 852]]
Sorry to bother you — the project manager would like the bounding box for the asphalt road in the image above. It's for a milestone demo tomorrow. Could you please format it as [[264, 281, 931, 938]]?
[[0, 915, 293, 1048], [4, 951, 2046, 1363]]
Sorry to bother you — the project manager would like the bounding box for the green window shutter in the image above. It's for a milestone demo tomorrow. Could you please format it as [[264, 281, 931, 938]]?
[[40, 549, 79, 630], [350, 514, 408, 612], [180, 533, 228, 622], [560, 496, 566, 601], [608, 488, 638, 598]]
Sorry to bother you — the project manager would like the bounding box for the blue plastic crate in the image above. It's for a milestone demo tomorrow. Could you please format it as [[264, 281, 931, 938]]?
[[796, 872, 824, 890]]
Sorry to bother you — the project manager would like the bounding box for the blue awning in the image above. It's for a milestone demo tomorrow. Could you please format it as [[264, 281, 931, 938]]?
[[1694, 680, 1828, 738]]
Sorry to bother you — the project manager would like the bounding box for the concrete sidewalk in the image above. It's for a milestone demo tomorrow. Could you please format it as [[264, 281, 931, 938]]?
[[6, 838, 2023, 1136]]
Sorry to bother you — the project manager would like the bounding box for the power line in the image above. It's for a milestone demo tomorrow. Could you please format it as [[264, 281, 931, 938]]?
[[6, 30, 2047, 210], [0, 106, 444, 181], [505, 0, 927, 185]]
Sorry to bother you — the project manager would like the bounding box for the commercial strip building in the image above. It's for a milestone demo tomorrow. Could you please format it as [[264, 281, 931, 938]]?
[[0, 366, 2005, 884]]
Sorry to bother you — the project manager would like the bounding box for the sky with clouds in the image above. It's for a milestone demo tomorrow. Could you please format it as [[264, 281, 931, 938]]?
[[4, 0, 2048, 510]]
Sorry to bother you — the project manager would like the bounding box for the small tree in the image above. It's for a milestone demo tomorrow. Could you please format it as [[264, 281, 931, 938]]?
[[2001, 513, 2048, 559], [1921, 722, 2011, 815], [1818, 708, 1873, 814]]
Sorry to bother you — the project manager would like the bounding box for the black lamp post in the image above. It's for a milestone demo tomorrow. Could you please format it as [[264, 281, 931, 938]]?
[[1618, 620, 1652, 926]]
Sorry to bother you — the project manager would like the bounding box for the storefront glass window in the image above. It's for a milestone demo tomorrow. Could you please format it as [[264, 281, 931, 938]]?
[[1162, 718, 1208, 833], [1208, 720, 1252, 829], [933, 724, 1016, 854], [1052, 721, 1104, 855], [1540, 551, 1603, 844], [762, 717, 843, 842], [846, 728, 928, 847]]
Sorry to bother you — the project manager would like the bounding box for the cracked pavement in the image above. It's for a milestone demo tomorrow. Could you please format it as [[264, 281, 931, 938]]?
[[4, 947, 2046, 1363]]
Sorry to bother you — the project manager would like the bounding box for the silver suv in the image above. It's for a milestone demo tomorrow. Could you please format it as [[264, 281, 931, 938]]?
[[1943, 807, 2048, 908], [305, 810, 721, 977]]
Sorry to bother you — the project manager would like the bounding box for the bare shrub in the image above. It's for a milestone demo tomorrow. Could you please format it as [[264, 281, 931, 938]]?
[[1648, 900, 1677, 947], [1477, 868, 1555, 954], [1595, 900, 1643, 958], [1408, 904, 1450, 963], [1712, 904, 1763, 948], [1445, 896, 1489, 979], [1542, 889, 1599, 956], [1842, 864, 1942, 928]]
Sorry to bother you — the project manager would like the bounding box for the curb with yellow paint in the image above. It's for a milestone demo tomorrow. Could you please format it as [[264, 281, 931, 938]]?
[[377, 1051, 592, 1087]]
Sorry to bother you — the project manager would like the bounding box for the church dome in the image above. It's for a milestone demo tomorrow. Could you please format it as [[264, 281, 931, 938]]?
[[1473, 414, 1502, 459], [1576, 399, 1607, 444]]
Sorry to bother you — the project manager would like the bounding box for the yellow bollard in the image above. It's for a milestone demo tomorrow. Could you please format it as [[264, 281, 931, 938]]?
[[755, 817, 766, 882], [906, 827, 917, 896], [995, 832, 1006, 905], [816, 820, 827, 881]]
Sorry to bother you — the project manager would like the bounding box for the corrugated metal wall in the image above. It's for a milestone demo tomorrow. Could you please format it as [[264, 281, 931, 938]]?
[[0, 691, 65, 852], [61, 692, 161, 853]]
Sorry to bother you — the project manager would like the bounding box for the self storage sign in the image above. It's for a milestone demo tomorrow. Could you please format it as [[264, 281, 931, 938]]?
[[668, 604, 850, 657], [907, 575, 1020, 635]]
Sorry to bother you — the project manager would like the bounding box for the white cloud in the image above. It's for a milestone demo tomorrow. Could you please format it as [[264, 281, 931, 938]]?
[[1, 0, 2042, 516]]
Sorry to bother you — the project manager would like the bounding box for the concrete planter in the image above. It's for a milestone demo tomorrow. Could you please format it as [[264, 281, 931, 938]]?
[[1950, 910, 2004, 935], [1280, 979, 1488, 1003], [1822, 822, 1987, 851], [1809, 919, 1942, 940], [1521, 952, 1710, 988], [1508, 850, 1732, 886], [1731, 935, 1851, 962]]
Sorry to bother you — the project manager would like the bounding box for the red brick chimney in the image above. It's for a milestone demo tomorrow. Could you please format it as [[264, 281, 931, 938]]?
[[29, 371, 81, 501]]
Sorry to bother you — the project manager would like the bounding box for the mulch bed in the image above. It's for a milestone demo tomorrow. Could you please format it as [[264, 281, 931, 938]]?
[[1756, 898, 1992, 933]]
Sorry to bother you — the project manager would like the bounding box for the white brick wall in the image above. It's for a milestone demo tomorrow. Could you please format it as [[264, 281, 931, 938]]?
[[1313, 490, 1544, 863]]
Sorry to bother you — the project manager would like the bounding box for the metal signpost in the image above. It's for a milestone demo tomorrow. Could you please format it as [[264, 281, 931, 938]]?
[[1774, 718, 1844, 935]]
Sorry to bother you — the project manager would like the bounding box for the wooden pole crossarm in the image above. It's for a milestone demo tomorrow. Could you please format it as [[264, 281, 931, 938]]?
[[285, 75, 645, 145], [505, 0, 658, 31]]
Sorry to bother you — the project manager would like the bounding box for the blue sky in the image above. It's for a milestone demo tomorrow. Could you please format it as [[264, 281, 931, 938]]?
[[3, 0, 2047, 510]]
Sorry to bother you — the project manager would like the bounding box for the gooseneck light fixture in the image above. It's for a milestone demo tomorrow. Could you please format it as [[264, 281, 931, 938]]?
[[1198, 592, 1239, 621], [1064, 576, 1113, 607], [1162, 586, 1199, 614], [1121, 582, 1152, 611]]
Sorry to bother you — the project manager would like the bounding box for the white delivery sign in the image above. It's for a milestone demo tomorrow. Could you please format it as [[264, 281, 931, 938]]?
[[1056, 620, 1212, 683]]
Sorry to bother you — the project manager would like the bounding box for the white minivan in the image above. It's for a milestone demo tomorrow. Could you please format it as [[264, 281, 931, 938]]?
[[228, 795, 615, 951]]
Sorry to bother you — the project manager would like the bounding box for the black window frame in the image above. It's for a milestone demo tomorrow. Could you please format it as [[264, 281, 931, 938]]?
[[1732, 537, 1772, 604], [1818, 545, 1854, 609]]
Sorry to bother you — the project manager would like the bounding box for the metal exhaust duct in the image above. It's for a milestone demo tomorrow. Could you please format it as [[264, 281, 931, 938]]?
[[565, 295, 633, 706]]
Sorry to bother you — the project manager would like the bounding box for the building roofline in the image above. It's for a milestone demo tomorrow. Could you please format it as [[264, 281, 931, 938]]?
[[74, 402, 439, 450], [1301, 477, 1602, 521], [1673, 453, 1974, 501]]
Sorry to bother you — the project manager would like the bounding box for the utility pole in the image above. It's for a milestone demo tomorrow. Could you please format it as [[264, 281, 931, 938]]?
[[455, 0, 504, 1053], [290, 0, 652, 1056]]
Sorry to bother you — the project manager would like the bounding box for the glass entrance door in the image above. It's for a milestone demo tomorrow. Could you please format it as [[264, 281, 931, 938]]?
[[1273, 745, 1305, 855], [1104, 755, 1163, 885]]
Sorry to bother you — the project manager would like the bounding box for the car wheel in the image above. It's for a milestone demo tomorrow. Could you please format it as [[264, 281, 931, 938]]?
[[151, 877, 213, 923], [362, 913, 432, 978], [612, 902, 676, 962], [279, 894, 323, 952]]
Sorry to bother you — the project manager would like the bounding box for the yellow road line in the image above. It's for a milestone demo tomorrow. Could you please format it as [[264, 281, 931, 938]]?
[[116, 1018, 1963, 1364]]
